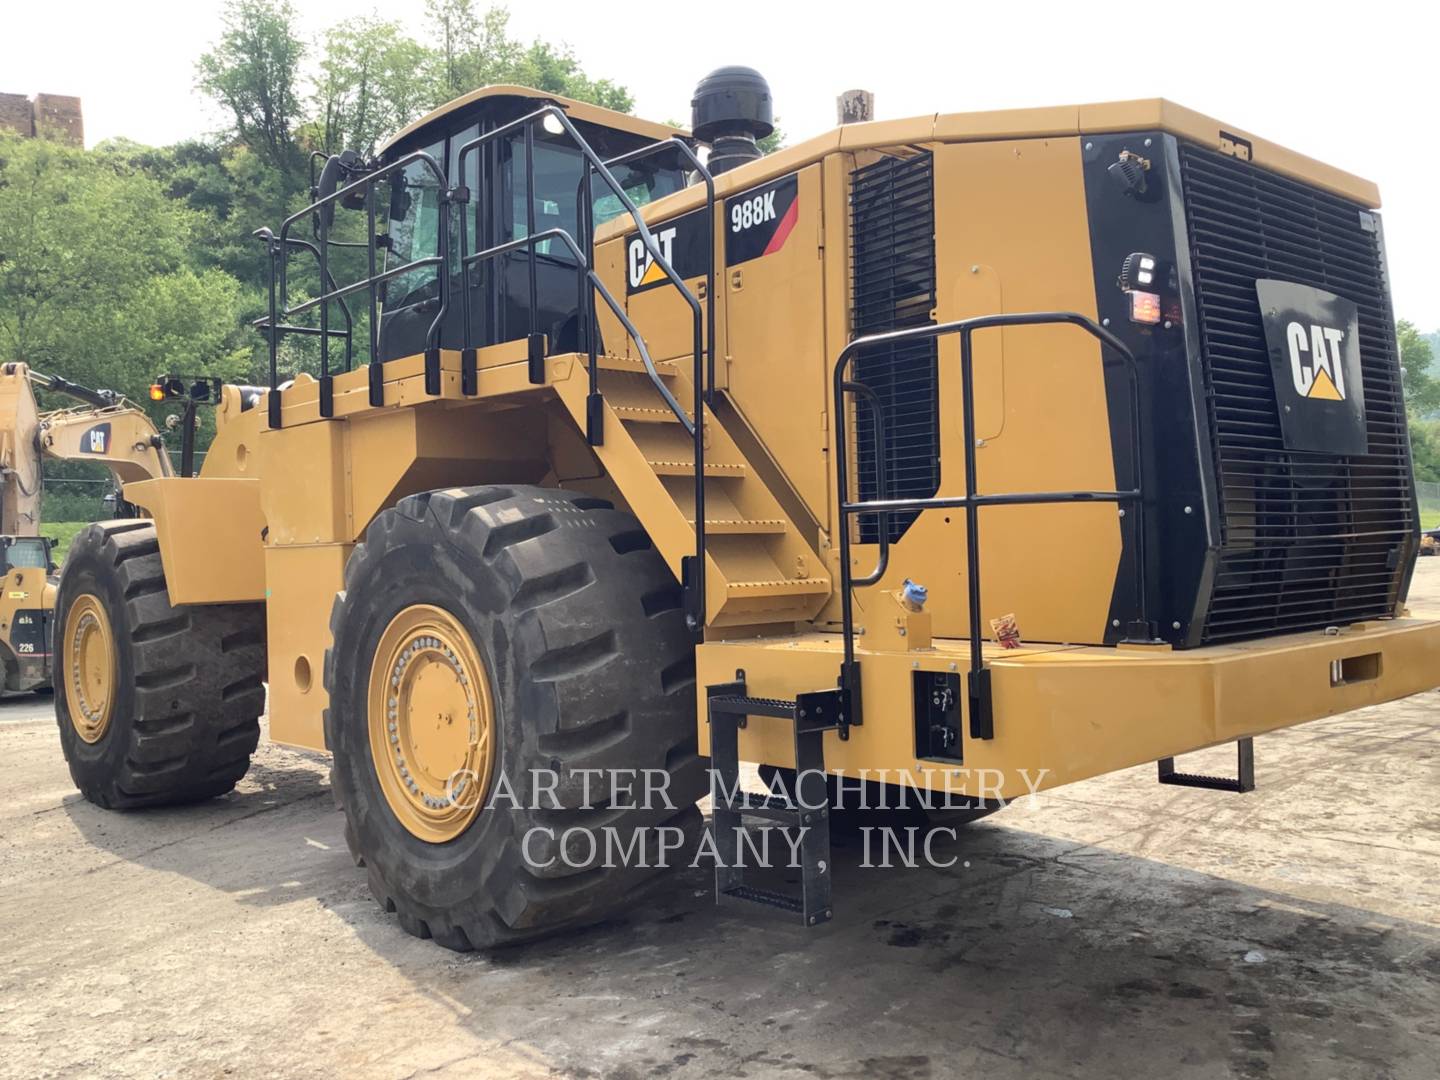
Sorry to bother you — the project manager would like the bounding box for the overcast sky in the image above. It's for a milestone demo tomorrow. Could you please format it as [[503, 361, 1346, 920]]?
[[6, 0, 1437, 326]]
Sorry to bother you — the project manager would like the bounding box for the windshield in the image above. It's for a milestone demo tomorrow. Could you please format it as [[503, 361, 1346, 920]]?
[[592, 161, 685, 227], [5, 539, 49, 570], [508, 139, 686, 259]]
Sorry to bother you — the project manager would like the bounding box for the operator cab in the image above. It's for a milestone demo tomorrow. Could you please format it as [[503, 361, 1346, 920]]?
[[370, 87, 688, 363], [1, 536, 55, 575]]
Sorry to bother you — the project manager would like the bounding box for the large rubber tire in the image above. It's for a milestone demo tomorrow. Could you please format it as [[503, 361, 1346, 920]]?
[[54, 521, 267, 809], [325, 486, 706, 950]]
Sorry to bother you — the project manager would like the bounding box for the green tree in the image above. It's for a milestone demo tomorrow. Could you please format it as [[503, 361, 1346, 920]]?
[[197, 0, 307, 179], [312, 18, 432, 157], [1399, 319, 1440, 417], [0, 136, 251, 397], [757, 121, 785, 155], [508, 40, 632, 112]]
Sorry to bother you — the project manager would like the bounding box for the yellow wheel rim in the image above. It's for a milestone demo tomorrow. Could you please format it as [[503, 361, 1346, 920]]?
[[64, 594, 116, 744], [368, 604, 495, 843]]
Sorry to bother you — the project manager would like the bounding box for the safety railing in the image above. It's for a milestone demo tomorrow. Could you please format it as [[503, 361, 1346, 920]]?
[[453, 108, 715, 630], [254, 147, 453, 428], [831, 312, 1150, 739]]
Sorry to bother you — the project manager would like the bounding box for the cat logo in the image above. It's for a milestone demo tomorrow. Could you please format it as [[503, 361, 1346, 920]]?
[[627, 226, 678, 290], [80, 422, 112, 455], [1286, 321, 1348, 401], [1256, 279, 1367, 456]]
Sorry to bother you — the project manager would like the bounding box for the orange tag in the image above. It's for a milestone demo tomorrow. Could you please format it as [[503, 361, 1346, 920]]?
[[989, 613, 1021, 649]]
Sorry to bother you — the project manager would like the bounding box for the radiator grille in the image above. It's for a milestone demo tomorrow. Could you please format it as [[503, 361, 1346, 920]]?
[[849, 152, 938, 543], [1179, 144, 1414, 643]]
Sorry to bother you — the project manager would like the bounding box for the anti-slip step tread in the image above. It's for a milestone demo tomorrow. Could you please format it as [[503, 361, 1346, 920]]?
[[648, 460, 747, 476], [613, 404, 691, 424], [688, 518, 787, 534], [591, 355, 679, 376], [726, 578, 831, 594], [720, 885, 804, 914]]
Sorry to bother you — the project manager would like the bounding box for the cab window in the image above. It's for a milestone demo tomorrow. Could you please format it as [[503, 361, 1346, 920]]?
[[5, 539, 50, 571], [383, 140, 444, 309]]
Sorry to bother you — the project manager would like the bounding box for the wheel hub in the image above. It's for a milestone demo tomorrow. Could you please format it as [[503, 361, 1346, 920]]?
[[368, 605, 495, 842], [64, 594, 115, 744]]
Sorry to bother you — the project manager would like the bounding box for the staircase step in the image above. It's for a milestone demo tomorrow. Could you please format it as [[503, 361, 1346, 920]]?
[[690, 518, 787, 535], [726, 577, 831, 597], [649, 460, 746, 478], [720, 885, 804, 915], [614, 404, 689, 424], [594, 355, 679, 377]]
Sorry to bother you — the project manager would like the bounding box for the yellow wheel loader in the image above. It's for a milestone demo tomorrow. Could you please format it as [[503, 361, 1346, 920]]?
[[0, 363, 178, 691], [51, 70, 1440, 946]]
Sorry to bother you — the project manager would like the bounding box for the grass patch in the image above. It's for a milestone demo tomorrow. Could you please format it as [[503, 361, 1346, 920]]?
[[1422, 511, 1440, 532], [43, 522, 92, 564]]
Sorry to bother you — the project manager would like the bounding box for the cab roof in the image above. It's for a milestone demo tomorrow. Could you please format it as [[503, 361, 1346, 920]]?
[[377, 84, 684, 157]]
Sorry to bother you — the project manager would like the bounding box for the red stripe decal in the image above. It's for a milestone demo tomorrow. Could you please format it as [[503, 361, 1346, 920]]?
[[762, 199, 800, 256]]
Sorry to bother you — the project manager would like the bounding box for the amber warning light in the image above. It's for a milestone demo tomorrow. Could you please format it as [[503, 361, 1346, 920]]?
[[1129, 290, 1162, 325], [148, 384, 166, 402]]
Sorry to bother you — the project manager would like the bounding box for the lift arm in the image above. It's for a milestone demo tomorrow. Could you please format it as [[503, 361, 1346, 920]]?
[[0, 362, 173, 536]]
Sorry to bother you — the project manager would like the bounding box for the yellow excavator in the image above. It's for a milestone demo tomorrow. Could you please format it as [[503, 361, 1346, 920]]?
[[0, 362, 176, 691]]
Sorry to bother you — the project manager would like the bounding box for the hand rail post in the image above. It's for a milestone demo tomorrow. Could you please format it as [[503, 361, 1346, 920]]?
[[318, 194, 333, 418], [366, 181, 383, 406], [524, 124, 543, 383], [959, 324, 993, 739]]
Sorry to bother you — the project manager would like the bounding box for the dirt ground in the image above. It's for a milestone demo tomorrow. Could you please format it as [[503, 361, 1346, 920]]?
[[2, 563, 1438, 1080]]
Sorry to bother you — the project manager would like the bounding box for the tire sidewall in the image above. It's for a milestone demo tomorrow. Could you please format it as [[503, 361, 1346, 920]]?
[[53, 528, 139, 777], [329, 527, 531, 912]]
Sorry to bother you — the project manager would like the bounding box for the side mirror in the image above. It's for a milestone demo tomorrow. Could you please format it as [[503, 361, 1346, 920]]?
[[389, 172, 411, 222], [313, 150, 364, 232]]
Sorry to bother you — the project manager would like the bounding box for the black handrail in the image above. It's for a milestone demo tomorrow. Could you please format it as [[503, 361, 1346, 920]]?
[[256, 148, 452, 427], [597, 137, 716, 635], [832, 311, 1149, 740], [251, 231, 356, 369], [454, 107, 715, 631], [453, 107, 705, 427]]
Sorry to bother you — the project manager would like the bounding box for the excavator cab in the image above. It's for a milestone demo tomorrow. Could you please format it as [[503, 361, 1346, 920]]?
[[2, 536, 55, 574], [0, 535, 56, 693]]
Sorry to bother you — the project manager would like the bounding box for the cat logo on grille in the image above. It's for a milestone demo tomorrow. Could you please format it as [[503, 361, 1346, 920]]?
[[1257, 280, 1367, 456], [1287, 321, 1348, 401]]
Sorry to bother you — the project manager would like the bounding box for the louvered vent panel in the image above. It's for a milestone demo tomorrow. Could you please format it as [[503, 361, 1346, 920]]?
[[1179, 144, 1414, 642], [849, 153, 938, 543]]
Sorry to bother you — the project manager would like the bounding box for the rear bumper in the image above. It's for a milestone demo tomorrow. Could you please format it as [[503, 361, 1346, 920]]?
[[695, 615, 1440, 798]]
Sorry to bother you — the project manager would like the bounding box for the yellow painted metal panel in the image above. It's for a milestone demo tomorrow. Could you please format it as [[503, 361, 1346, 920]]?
[[264, 543, 351, 751], [123, 478, 266, 604], [697, 616, 1440, 798]]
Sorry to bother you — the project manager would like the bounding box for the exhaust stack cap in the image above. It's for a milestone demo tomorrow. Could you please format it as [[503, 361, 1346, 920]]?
[[691, 65, 774, 144]]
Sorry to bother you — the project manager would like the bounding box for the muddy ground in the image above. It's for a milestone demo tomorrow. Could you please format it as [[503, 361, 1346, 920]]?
[[1, 563, 1437, 1079]]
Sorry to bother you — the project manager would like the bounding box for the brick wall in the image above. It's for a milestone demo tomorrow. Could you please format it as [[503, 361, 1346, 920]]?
[[34, 94, 83, 146], [0, 93, 83, 146], [0, 93, 33, 138]]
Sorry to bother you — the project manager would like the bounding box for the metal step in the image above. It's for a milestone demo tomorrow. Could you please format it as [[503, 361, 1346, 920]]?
[[1158, 738, 1255, 792], [594, 355, 678, 377], [707, 678, 848, 927], [725, 577, 831, 597], [649, 459, 747, 477], [613, 404, 690, 424], [690, 518, 787, 535]]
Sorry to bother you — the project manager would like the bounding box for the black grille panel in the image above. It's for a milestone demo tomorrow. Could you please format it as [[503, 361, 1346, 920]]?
[[849, 152, 937, 543], [1179, 144, 1414, 643]]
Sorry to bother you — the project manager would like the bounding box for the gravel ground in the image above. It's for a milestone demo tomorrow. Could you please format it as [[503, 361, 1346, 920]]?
[[1, 563, 1437, 1079]]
